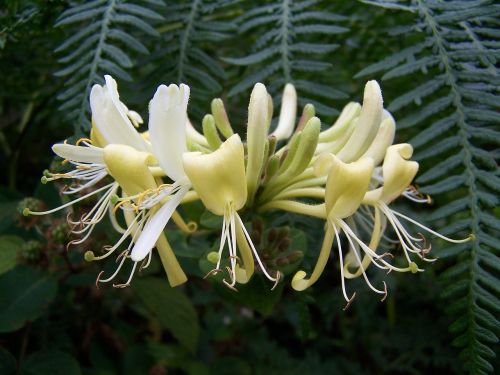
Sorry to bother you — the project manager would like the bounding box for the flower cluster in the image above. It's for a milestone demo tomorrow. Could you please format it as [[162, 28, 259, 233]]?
[[27, 76, 471, 306]]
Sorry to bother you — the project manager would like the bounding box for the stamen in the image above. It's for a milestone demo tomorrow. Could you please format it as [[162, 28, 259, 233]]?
[[392, 208, 472, 243], [113, 261, 138, 288], [98, 251, 129, 283], [26, 182, 115, 216], [76, 137, 92, 145], [332, 224, 355, 305], [236, 214, 279, 284]]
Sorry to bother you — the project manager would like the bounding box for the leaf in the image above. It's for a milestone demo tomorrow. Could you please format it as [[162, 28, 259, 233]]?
[[133, 278, 199, 353], [0, 235, 22, 275], [0, 266, 58, 332], [55, 0, 158, 131], [21, 350, 81, 375]]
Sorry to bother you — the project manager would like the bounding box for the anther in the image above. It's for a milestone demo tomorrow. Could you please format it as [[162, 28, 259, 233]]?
[[203, 268, 223, 279], [342, 293, 356, 311], [95, 271, 105, 288], [380, 282, 388, 302]]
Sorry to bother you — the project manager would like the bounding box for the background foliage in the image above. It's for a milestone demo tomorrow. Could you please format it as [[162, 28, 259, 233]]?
[[0, 0, 498, 374]]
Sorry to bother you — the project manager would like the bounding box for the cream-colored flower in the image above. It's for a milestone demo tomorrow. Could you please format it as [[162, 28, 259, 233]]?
[[183, 134, 279, 289]]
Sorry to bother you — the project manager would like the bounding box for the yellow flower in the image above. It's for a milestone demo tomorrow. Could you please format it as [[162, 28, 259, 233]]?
[[183, 134, 279, 289]]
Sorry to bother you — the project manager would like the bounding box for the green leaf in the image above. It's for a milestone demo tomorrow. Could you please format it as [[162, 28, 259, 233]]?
[[133, 278, 199, 353], [0, 266, 58, 332], [0, 235, 22, 275], [21, 350, 81, 375]]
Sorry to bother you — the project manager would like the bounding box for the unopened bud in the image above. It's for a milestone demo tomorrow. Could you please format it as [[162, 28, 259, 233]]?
[[246, 83, 270, 204], [287, 251, 304, 263], [202, 114, 223, 149], [268, 228, 278, 243], [272, 84, 297, 140], [296, 104, 315, 132], [279, 117, 320, 180], [337, 81, 383, 162], [277, 238, 291, 252], [211, 98, 233, 138], [276, 257, 289, 266]]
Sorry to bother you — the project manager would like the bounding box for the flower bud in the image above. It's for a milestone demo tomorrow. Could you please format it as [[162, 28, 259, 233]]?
[[360, 110, 396, 166], [296, 103, 315, 132], [202, 114, 222, 149], [337, 81, 383, 162], [271, 84, 297, 140], [318, 101, 361, 142], [246, 83, 270, 203], [211, 98, 234, 138]]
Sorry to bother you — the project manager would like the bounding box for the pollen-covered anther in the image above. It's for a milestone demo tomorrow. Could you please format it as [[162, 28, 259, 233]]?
[[271, 271, 281, 291], [204, 268, 223, 279], [76, 137, 93, 146], [380, 282, 388, 302], [342, 293, 356, 311]]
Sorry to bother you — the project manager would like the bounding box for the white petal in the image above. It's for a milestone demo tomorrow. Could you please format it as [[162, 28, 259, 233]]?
[[130, 184, 189, 262], [89, 76, 147, 151], [52, 143, 104, 164], [148, 83, 190, 181], [271, 83, 297, 141]]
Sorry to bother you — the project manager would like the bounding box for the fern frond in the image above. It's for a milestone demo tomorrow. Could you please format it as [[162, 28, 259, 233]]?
[[358, 1, 499, 374], [224, 0, 349, 117], [55, 0, 163, 131], [142, 0, 238, 120]]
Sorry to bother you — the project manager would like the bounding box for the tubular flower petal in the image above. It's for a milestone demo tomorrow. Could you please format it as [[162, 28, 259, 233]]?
[[322, 155, 374, 219], [90, 75, 148, 151], [292, 156, 375, 296], [103, 144, 157, 197], [183, 134, 247, 215], [364, 143, 418, 205], [360, 110, 396, 166], [149, 83, 190, 181]]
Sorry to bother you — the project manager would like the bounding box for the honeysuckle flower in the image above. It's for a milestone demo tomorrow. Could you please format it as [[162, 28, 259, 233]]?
[[183, 134, 280, 289], [24, 75, 149, 245], [122, 83, 193, 275], [32, 74, 471, 307], [351, 143, 472, 275], [90, 143, 187, 287], [291, 155, 390, 308]]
